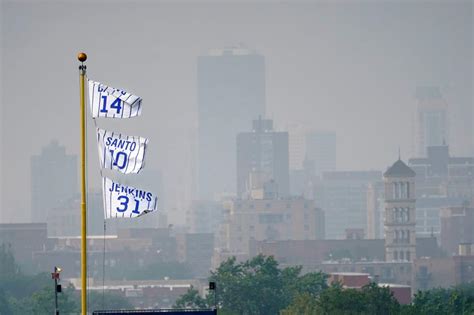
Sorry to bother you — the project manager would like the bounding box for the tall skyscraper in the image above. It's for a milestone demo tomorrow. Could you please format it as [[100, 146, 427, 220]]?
[[197, 46, 265, 199], [383, 159, 416, 262], [236, 118, 289, 198], [414, 86, 449, 157], [305, 131, 336, 177], [30, 140, 77, 223]]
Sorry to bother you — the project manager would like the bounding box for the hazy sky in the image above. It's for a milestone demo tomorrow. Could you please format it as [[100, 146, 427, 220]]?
[[1, 0, 472, 223]]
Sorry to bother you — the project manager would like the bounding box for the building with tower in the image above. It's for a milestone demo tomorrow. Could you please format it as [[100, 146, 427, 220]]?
[[383, 159, 416, 262], [197, 46, 265, 199]]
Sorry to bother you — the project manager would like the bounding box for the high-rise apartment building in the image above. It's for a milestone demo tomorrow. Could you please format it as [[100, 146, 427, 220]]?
[[383, 159, 416, 262], [414, 87, 449, 157], [305, 131, 336, 177], [236, 118, 289, 198], [197, 46, 265, 199], [30, 140, 77, 223]]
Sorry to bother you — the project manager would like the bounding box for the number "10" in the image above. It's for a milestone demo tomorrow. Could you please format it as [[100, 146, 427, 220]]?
[[109, 150, 128, 170]]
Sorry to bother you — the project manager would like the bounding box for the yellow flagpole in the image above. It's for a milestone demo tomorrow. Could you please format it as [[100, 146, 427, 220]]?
[[77, 52, 88, 315]]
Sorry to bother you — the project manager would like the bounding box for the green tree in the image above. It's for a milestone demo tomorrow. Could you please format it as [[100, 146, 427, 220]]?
[[316, 283, 368, 314], [280, 292, 319, 315], [0, 289, 12, 315], [0, 244, 20, 278], [410, 284, 474, 315], [27, 285, 78, 315], [284, 282, 400, 315], [208, 255, 290, 314], [174, 255, 328, 314], [361, 282, 400, 315], [174, 286, 209, 309]]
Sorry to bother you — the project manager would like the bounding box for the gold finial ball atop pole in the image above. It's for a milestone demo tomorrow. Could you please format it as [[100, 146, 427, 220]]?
[[77, 52, 87, 62]]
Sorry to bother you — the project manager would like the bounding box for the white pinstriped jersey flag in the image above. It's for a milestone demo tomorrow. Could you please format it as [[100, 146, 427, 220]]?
[[88, 80, 142, 118], [97, 128, 149, 174], [102, 177, 158, 219]]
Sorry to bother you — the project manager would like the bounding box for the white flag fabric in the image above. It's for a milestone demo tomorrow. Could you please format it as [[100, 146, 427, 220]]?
[[102, 177, 158, 219], [88, 80, 142, 118], [97, 128, 149, 174]]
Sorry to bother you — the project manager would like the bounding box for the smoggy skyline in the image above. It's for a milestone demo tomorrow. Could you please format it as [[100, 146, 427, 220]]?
[[1, 0, 472, 224]]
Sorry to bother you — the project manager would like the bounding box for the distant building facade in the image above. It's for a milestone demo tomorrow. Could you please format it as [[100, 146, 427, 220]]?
[[0, 223, 48, 272], [317, 171, 382, 239], [186, 200, 224, 234], [219, 197, 325, 257], [30, 140, 77, 223], [367, 181, 385, 239], [236, 118, 289, 198], [197, 46, 265, 199], [327, 272, 411, 304], [414, 247, 474, 291], [440, 206, 474, 255], [414, 86, 449, 157], [305, 131, 336, 177], [415, 196, 466, 239], [176, 233, 214, 278], [409, 144, 474, 200], [383, 159, 416, 262], [286, 122, 308, 171]]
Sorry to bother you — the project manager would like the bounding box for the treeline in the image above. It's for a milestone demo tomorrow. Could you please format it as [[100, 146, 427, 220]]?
[[0, 244, 132, 314], [174, 255, 474, 315]]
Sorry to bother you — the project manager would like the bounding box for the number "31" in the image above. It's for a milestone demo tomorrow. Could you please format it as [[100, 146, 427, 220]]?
[[116, 196, 140, 215]]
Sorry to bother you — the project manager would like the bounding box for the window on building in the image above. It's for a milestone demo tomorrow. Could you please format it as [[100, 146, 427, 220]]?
[[400, 251, 404, 260], [394, 251, 398, 260], [406, 251, 411, 261], [400, 182, 406, 199]]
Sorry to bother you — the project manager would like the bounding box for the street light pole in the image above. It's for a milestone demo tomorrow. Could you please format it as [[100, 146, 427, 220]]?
[[52, 266, 62, 315], [54, 276, 58, 315]]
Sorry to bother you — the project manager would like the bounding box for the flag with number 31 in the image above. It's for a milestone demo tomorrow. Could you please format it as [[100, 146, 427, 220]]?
[[88, 79, 143, 118]]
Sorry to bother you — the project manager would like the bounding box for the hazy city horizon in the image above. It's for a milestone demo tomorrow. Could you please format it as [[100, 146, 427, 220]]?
[[1, 1, 474, 313], [2, 1, 472, 225]]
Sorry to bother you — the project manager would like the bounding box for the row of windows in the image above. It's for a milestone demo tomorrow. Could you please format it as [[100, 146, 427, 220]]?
[[393, 230, 411, 243], [392, 208, 410, 223], [393, 182, 410, 199], [393, 250, 411, 261], [235, 202, 310, 209]]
